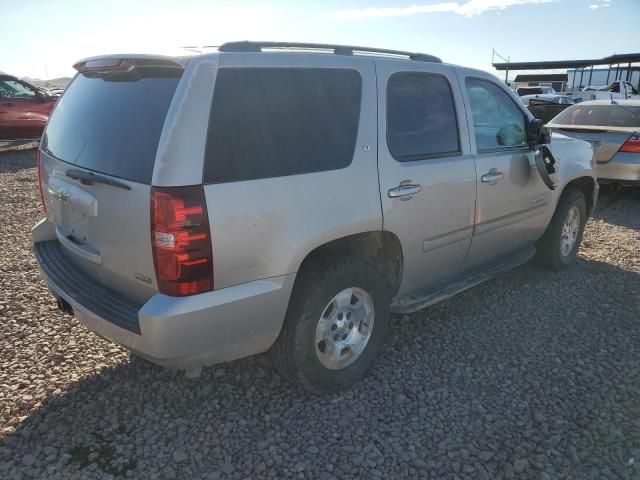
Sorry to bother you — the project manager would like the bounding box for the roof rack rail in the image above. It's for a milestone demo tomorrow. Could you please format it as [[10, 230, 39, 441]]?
[[217, 41, 442, 63]]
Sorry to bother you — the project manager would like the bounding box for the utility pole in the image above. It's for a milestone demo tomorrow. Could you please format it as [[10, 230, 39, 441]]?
[[492, 48, 511, 85], [506, 56, 510, 85]]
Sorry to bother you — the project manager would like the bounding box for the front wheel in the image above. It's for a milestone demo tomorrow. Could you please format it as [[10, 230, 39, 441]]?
[[270, 256, 392, 393], [535, 188, 587, 271]]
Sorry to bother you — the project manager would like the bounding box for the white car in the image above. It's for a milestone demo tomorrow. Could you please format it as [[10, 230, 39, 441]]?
[[520, 94, 575, 106], [566, 81, 640, 102]]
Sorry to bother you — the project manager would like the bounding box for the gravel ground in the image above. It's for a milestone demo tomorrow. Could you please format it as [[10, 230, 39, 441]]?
[[1, 150, 639, 480]]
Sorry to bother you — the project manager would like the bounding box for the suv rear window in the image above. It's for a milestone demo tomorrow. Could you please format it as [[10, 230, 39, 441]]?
[[551, 104, 640, 128], [204, 68, 362, 184], [42, 70, 181, 184]]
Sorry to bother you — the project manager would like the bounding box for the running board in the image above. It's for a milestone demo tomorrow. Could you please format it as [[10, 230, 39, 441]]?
[[391, 247, 536, 314]]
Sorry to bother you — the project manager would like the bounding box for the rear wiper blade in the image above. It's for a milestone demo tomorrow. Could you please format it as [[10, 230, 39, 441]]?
[[65, 169, 131, 190]]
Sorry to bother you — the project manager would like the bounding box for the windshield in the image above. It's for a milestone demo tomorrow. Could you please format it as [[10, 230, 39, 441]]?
[[42, 69, 181, 184], [550, 104, 640, 128]]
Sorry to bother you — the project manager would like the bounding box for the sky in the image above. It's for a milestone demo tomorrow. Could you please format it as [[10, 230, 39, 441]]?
[[1, 0, 638, 80]]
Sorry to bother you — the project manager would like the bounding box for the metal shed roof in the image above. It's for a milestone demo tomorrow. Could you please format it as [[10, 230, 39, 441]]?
[[514, 74, 568, 82], [493, 53, 640, 71]]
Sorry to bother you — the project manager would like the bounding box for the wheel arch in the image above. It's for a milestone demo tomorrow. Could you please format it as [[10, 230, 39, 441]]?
[[295, 231, 404, 295], [560, 176, 597, 215]]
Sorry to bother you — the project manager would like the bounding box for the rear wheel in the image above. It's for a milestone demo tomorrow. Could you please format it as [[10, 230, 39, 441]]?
[[535, 188, 587, 271], [270, 256, 392, 393]]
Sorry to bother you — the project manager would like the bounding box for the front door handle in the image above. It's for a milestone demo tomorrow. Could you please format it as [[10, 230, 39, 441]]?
[[388, 184, 422, 199], [481, 170, 504, 184]]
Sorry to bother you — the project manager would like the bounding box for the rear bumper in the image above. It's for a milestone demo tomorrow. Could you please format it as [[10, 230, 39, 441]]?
[[33, 229, 295, 369], [597, 153, 640, 185]]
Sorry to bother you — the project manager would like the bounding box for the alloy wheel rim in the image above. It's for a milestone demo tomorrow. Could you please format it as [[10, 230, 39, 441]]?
[[315, 287, 375, 370], [560, 206, 580, 257]]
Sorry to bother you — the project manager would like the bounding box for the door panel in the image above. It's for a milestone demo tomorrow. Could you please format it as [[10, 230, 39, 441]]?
[[2, 98, 48, 138], [0, 77, 52, 139], [376, 61, 477, 296], [468, 149, 551, 264], [459, 73, 551, 267]]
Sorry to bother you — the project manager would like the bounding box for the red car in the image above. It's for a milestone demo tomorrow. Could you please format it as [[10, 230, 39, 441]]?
[[0, 75, 58, 140]]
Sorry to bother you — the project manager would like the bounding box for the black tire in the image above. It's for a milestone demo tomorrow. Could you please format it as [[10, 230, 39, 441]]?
[[270, 256, 392, 393], [535, 188, 587, 271]]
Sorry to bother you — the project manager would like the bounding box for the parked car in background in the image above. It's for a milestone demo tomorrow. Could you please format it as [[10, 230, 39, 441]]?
[[547, 100, 640, 186], [0, 74, 58, 140], [566, 81, 640, 103], [521, 94, 576, 124], [47, 88, 65, 98], [33, 43, 597, 392], [517, 86, 556, 96], [520, 94, 575, 106]]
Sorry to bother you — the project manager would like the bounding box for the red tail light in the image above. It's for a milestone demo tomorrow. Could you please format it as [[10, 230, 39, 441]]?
[[151, 186, 213, 296], [619, 134, 640, 153], [36, 149, 47, 214]]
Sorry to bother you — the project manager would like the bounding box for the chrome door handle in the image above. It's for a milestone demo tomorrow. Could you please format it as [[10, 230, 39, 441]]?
[[388, 184, 422, 199], [481, 171, 504, 184]]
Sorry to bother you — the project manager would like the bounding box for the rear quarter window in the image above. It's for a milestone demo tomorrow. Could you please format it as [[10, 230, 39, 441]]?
[[42, 70, 181, 184], [204, 67, 362, 184]]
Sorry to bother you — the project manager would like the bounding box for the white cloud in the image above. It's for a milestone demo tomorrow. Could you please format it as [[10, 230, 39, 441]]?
[[336, 3, 459, 18], [336, 0, 557, 19], [589, 4, 600, 8], [589, 0, 612, 8]]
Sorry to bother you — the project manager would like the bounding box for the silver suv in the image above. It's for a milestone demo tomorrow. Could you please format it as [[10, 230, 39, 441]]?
[[33, 42, 597, 392]]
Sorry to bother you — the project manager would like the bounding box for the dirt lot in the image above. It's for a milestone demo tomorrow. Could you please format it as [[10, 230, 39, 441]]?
[[1, 149, 639, 480]]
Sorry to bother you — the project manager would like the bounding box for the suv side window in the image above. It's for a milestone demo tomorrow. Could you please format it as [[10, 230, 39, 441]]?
[[204, 68, 362, 184], [465, 78, 527, 151], [387, 73, 460, 160]]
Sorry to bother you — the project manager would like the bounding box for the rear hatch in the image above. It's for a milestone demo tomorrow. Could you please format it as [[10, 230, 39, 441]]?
[[39, 57, 184, 303], [547, 103, 640, 163]]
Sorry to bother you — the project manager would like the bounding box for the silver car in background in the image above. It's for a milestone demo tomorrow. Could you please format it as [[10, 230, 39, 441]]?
[[548, 100, 640, 186]]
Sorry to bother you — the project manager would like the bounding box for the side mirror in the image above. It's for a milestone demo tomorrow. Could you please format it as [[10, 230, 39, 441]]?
[[527, 118, 550, 146], [35, 89, 50, 102]]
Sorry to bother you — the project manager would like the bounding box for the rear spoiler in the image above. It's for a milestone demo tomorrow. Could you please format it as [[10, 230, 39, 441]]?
[[547, 123, 639, 134], [73, 55, 185, 74]]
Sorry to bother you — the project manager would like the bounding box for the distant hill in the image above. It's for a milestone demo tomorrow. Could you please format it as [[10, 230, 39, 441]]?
[[21, 76, 72, 89]]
